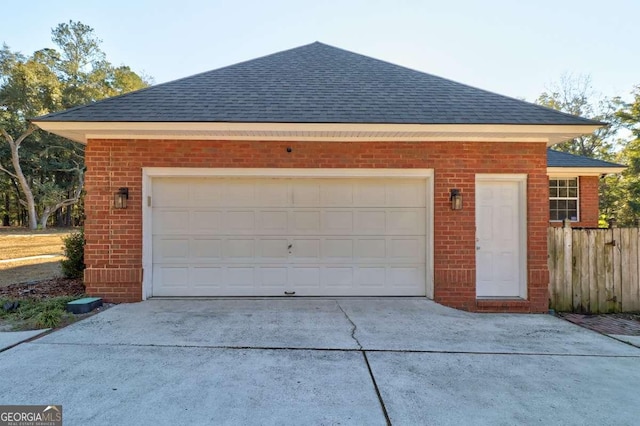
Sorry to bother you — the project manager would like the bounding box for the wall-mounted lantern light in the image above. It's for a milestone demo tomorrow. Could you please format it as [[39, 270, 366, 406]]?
[[114, 187, 129, 209], [450, 189, 462, 210]]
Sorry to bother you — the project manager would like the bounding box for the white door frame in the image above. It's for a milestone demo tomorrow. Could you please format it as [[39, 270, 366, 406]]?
[[475, 174, 528, 299], [142, 168, 434, 300]]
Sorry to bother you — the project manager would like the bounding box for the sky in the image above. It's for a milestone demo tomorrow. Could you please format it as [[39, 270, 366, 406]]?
[[2, 0, 639, 103]]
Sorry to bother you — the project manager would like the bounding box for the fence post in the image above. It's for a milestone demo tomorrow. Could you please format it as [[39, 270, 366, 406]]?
[[562, 221, 573, 311]]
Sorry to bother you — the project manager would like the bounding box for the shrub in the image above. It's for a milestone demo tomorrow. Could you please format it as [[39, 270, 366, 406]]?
[[32, 308, 66, 329], [30, 301, 76, 329], [60, 229, 85, 279]]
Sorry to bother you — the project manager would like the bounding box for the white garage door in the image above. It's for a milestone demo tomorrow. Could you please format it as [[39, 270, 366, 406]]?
[[151, 177, 427, 296]]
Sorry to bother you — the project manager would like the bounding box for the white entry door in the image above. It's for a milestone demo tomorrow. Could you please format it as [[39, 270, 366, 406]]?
[[150, 176, 428, 297], [475, 176, 526, 298]]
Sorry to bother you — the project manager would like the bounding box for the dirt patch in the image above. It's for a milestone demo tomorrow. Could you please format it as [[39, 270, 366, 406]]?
[[0, 278, 84, 300]]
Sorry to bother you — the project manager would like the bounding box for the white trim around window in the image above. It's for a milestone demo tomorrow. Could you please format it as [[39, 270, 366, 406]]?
[[549, 176, 579, 222]]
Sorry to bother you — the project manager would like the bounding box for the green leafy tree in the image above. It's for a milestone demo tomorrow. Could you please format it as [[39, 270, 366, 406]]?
[[536, 74, 631, 227], [0, 21, 150, 229], [536, 74, 618, 160], [610, 86, 640, 225]]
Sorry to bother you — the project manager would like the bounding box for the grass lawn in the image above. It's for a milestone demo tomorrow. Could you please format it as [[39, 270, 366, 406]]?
[[0, 228, 72, 286]]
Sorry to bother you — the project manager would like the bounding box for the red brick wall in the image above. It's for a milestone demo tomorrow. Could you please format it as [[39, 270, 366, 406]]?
[[549, 175, 600, 228], [84, 139, 549, 312]]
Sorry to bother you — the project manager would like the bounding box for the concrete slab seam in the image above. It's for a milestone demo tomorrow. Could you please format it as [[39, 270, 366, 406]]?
[[602, 334, 640, 349], [0, 330, 52, 354], [23, 341, 640, 358], [362, 351, 392, 426]]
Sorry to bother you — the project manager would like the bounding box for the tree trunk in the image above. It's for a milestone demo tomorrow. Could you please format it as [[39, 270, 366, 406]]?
[[39, 206, 51, 229], [10, 179, 24, 227], [2, 193, 9, 226], [1, 126, 38, 229], [65, 204, 72, 227], [55, 209, 62, 227]]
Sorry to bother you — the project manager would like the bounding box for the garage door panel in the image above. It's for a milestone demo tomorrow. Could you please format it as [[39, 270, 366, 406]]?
[[354, 182, 386, 206], [355, 211, 386, 234], [222, 181, 257, 206], [153, 210, 189, 233], [225, 267, 255, 287], [388, 181, 426, 207], [153, 237, 189, 263], [154, 180, 190, 207], [225, 239, 255, 259], [291, 267, 321, 287], [290, 239, 321, 261], [356, 238, 387, 259], [258, 211, 288, 233], [320, 182, 354, 206], [291, 211, 321, 233], [191, 238, 222, 260], [225, 211, 256, 233], [357, 267, 386, 287], [323, 210, 354, 233], [154, 237, 223, 263], [259, 239, 289, 259], [323, 268, 354, 287], [353, 210, 424, 235], [191, 266, 222, 287], [257, 181, 289, 206], [292, 182, 321, 206], [190, 180, 223, 207], [389, 266, 425, 288], [151, 176, 429, 297], [191, 210, 221, 231], [259, 267, 288, 288], [152, 265, 189, 296], [389, 238, 424, 261], [324, 239, 354, 259], [387, 210, 425, 234]]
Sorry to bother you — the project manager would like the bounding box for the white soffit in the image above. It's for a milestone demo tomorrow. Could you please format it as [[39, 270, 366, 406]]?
[[31, 121, 601, 146]]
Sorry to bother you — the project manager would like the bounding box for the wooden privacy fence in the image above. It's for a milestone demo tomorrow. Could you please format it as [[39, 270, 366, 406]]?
[[548, 226, 640, 313]]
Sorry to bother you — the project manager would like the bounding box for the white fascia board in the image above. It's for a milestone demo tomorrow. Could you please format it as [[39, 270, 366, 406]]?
[[31, 121, 601, 145], [547, 167, 626, 176]]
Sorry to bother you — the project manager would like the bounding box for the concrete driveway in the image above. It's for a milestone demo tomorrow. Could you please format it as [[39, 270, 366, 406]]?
[[0, 298, 639, 425]]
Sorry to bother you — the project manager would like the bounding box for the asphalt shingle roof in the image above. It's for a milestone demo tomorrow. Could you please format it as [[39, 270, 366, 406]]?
[[35, 42, 600, 125], [547, 149, 625, 168]]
